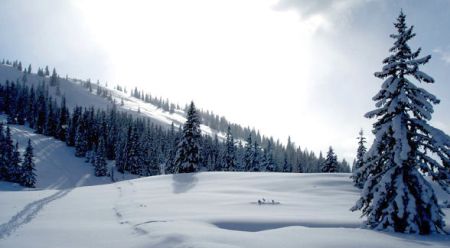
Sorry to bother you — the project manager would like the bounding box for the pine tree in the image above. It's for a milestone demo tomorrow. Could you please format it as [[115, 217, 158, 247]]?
[[351, 129, 367, 188], [44, 66, 50, 76], [26, 85, 36, 128], [56, 96, 69, 141], [321, 146, 338, 173], [164, 123, 180, 174], [94, 137, 108, 177], [35, 87, 47, 134], [250, 141, 261, 171], [10, 142, 22, 183], [75, 124, 88, 157], [21, 139, 36, 187], [37, 68, 44, 77], [44, 99, 57, 137], [262, 141, 275, 172], [282, 152, 291, 172], [66, 107, 81, 146], [351, 11, 450, 234], [243, 134, 253, 171], [0, 124, 6, 180], [115, 134, 127, 174], [50, 68, 58, 86], [297, 160, 304, 173], [174, 101, 202, 173], [1, 127, 15, 181], [126, 125, 143, 175], [224, 126, 236, 171]]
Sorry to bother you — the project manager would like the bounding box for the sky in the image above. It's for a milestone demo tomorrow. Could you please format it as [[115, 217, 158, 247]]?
[[0, 0, 449, 162]]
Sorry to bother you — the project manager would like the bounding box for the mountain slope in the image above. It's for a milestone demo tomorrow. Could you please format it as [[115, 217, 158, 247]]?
[[0, 64, 221, 138]]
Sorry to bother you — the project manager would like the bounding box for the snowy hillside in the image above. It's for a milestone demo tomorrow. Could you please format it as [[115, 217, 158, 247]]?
[[0, 122, 449, 248], [0, 64, 221, 138]]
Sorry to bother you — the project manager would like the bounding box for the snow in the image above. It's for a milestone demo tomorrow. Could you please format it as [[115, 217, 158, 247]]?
[[0, 64, 225, 140], [1, 65, 450, 246], [1, 173, 449, 248], [0, 124, 449, 247]]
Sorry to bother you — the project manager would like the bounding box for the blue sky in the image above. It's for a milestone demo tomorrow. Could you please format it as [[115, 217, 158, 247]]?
[[1, 0, 449, 161]]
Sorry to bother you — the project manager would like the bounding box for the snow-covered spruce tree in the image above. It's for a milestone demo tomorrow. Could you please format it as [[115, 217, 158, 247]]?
[[44, 65, 50, 76], [94, 137, 108, 177], [0, 126, 15, 181], [351, 129, 367, 188], [243, 134, 253, 171], [224, 126, 236, 171], [10, 142, 22, 183], [164, 123, 180, 174], [352, 11, 450, 234], [282, 152, 292, 172], [0, 124, 6, 180], [174, 101, 202, 173], [21, 139, 36, 187], [250, 141, 261, 171], [50, 68, 59, 87], [115, 134, 127, 174], [126, 125, 143, 175], [56, 96, 69, 141], [262, 141, 275, 172], [74, 124, 88, 157], [321, 146, 338, 173]]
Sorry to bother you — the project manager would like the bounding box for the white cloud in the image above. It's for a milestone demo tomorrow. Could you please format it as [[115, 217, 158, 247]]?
[[433, 47, 450, 64], [273, 0, 372, 28]]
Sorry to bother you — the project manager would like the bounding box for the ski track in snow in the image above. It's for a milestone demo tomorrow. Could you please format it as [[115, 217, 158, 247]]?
[[113, 181, 149, 235], [0, 189, 71, 239], [0, 175, 90, 239]]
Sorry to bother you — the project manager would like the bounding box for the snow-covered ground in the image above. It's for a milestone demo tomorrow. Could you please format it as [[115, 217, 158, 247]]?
[[1, 124, 449, 248]]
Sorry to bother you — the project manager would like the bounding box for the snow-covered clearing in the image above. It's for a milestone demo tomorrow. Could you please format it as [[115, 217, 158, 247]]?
[[1, 172, 450, 247], [0, 124, 449, 247]]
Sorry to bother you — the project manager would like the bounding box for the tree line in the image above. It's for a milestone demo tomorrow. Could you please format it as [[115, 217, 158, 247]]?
[[2, 58, 351, 175], [0, 76, 350, 188]]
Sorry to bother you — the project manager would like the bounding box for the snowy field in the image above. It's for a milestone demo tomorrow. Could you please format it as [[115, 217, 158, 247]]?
[[0, 125, 449, 248]]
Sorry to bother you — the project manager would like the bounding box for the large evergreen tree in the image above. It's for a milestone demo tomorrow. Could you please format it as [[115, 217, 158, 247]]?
[[352, 11, 450, 234], [174, 101, 202, 173]]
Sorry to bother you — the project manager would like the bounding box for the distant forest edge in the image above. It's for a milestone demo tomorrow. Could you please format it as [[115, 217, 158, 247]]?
[[0, 59, 350, 182]]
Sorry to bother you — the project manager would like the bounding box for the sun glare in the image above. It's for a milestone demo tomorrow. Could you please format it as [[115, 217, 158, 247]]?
[[72, 0, 350, 157]]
